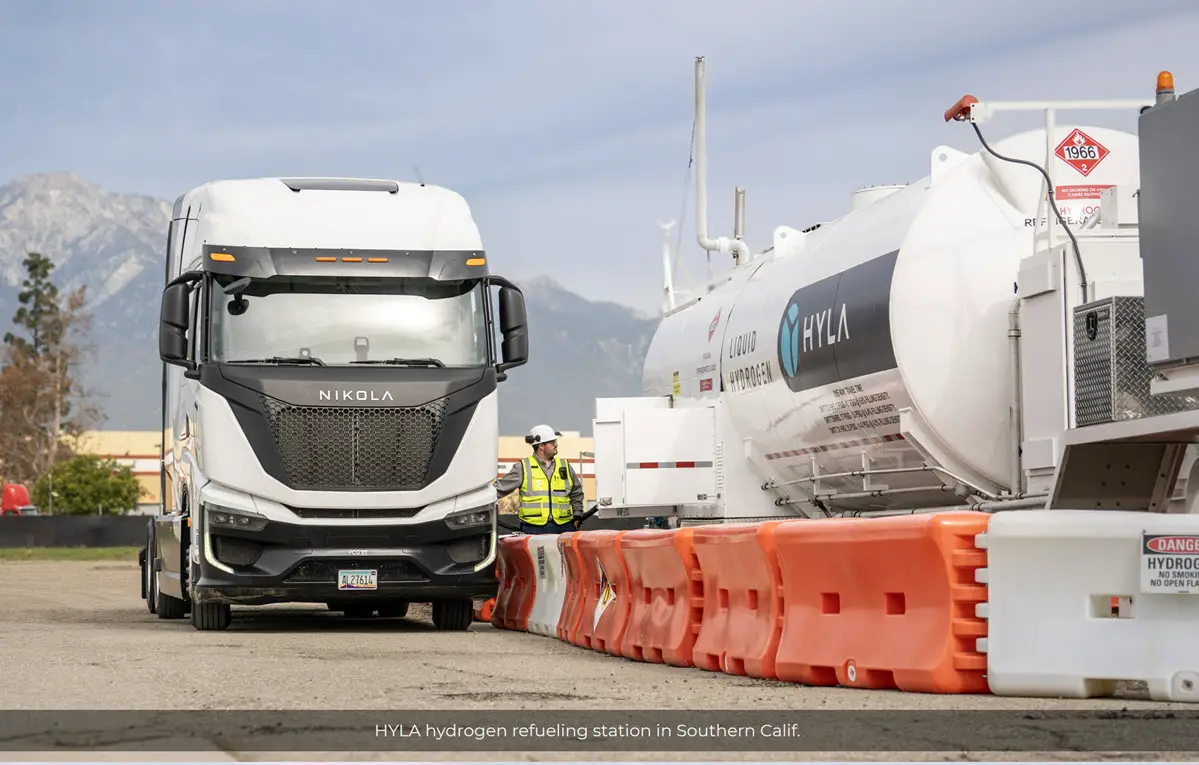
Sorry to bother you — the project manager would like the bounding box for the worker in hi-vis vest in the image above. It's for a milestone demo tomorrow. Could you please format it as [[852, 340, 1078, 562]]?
[[494, 424, 583, 534]]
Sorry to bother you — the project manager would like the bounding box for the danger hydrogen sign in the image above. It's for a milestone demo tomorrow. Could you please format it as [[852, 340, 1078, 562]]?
[[1055, 128, 1110, 177]]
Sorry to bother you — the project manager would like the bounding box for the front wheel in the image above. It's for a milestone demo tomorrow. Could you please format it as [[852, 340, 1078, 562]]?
[[191, 602, 232, 631], [431, 598, 473, 631], [156, 590, 187, 619], [143, 526, 157, 615]]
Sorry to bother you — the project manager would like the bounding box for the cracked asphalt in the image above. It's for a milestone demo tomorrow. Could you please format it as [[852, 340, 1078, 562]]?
[[0, 560, 1195, 762]]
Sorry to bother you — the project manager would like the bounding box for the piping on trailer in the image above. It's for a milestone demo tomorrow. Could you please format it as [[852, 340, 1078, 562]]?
[[836, 493, 1050, 518], [1009, 298, 1024, 495], [694, 56, 751, 266], [767, 463, 1007, 502]]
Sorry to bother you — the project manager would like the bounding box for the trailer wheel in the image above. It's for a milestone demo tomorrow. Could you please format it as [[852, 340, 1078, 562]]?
[[431, 598, 472, 631], [377, 601, 409, 618], [191, 602, 232, 631]]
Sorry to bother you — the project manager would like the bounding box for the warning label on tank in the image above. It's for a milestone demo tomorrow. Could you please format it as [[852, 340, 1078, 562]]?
[[819, 385, 900, 435], [1054, 128, 1110, 177], [1022, 184, 1115, 229], [1141, 533, 1199, 594], [1055, 184, 1113, 201]]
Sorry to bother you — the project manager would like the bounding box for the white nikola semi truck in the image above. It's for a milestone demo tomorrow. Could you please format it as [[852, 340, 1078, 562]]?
[[138, 176, 529, 631]]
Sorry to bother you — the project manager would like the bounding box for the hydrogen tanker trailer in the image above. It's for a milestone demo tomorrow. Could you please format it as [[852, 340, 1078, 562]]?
[[590, 59, 1191, 524]]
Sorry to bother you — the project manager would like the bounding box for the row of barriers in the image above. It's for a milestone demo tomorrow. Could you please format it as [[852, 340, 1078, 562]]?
[[483, 510, 1199, 702]]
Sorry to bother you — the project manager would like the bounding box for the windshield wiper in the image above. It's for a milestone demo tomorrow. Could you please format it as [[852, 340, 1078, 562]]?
[[350, 357, 445, 367], [224, 356, 326, 366]]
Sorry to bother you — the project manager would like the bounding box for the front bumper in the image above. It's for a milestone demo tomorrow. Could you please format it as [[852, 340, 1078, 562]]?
[[192, 510, 498, 606]]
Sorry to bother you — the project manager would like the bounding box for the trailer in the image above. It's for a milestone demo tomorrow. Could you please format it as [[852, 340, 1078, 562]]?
[[591, 61, 1199, 527], [139, 176, 530, 630]]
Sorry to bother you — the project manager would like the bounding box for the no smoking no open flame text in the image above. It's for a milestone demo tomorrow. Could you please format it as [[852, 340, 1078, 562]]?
[[1144, 555, 1199, 588], [376, 723, 803, 741], [1142, 534, 1199, 592]]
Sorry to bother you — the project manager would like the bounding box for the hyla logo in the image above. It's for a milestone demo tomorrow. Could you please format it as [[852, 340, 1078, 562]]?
[[778, 302, 802, 377]]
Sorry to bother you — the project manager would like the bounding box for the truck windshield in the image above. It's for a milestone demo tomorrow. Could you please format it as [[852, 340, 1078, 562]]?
[[207, 274, 490, 367]]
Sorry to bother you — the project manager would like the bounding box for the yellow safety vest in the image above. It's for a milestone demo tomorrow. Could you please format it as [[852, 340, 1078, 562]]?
[[518, 455, 574, 525]]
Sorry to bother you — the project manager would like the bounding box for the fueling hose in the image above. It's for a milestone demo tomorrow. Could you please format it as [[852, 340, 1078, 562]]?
[[946, 96, 1090, 305]]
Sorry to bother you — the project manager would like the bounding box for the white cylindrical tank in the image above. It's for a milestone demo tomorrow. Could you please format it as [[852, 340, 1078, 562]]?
[[645, 124, 1140, 513], [851, 184, 907, 211]]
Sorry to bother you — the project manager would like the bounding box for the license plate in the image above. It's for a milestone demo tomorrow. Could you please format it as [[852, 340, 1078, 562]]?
[[338, 569, 378, 591]]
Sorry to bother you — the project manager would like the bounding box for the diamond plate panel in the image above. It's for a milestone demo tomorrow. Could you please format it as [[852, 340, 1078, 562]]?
[[259, 394, 447, 490], [1073, 296, 1199, 426]]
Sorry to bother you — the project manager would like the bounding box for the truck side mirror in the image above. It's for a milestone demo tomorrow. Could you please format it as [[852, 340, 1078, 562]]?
[[160, 280, 196, 375], [496, 285, 529, 379]]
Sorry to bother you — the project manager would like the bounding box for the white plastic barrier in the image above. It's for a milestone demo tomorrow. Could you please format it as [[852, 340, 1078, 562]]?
[[977, 509, 1199, 702], [525, 536, 567, 636]]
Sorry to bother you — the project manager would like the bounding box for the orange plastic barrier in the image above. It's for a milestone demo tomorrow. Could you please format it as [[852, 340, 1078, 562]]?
[[619, 528, 702, 666], [490, 535, 535, 631], [574, 530, 630, 652], [473, 597, 495, 623], [773, 511, 991, 694], [690, 521, 785, 678], [582, 529, 633, 657], [556, 532, 586, 644]]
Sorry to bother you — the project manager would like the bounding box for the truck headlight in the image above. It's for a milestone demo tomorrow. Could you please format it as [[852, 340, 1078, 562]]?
[[445, 505, 494, 529], [206, 504, 269, 532]]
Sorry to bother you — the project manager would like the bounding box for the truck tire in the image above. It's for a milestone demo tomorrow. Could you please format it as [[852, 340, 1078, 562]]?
[[377, 601, 409, 618], [143, 557, 157, 614], [432, 598, 472, 631], [142, 546, 156, 615], [156, 587, 187, 620], [191, 602, 232, 631], [150, 524, 186, 620]]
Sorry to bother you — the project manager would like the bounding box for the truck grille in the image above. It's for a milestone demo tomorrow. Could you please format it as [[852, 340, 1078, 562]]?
[[259, 394, 447, 490]]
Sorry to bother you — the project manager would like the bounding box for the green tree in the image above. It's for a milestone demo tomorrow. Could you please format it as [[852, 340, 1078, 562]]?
[[0, 252, 102, 484], [3, 252, 62, 358], [30, 454, 143, 515]]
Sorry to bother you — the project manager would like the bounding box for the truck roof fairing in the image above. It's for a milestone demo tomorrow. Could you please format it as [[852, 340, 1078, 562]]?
[[198, 244, 491, 282]]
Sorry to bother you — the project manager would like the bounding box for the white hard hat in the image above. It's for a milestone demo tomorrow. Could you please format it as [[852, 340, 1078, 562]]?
[[526, 424, 561, 446]]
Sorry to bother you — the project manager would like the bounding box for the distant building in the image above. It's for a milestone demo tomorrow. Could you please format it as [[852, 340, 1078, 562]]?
[[72, 430, 596, 515], [71, 430, 162, 514]]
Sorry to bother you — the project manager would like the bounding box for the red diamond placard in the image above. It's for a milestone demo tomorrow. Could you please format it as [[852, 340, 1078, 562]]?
[[1055, 128, 1110, 177]]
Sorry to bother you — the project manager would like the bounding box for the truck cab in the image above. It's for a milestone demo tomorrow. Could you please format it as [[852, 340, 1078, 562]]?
[[140, 177, 529, 631]]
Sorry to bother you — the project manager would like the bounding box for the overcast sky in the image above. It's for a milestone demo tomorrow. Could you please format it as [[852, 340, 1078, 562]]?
[[2, 1, 1197, 315]]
